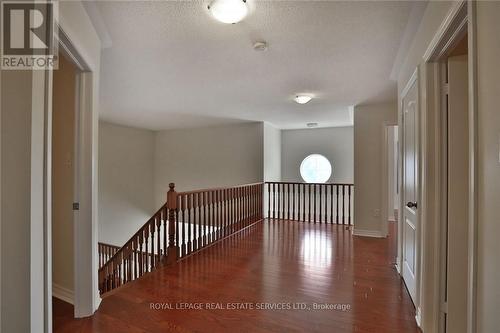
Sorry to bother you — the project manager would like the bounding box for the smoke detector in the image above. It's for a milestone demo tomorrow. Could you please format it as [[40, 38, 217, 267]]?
[[307, 122, 318, 128], [253, 41, 268, 51]]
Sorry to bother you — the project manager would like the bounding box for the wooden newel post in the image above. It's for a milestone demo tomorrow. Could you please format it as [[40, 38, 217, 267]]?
[[166, 183, 178, 265]]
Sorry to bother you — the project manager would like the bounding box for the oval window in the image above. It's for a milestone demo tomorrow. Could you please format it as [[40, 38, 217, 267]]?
[[300, 154, 332, 183]]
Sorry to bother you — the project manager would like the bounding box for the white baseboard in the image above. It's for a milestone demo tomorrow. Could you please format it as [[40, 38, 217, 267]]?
[[415, 306, 422, 327], [53, 283, 74, 305], [352, 229, 385, 238]]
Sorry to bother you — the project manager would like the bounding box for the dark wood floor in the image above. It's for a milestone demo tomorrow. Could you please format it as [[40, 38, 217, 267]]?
[[54, 219, 419, 333]]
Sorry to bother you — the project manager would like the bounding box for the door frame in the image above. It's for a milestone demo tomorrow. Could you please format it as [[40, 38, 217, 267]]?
[[44, 24, 98, 328], [410, 1, 478, 332], [381, 123, 398, 239]]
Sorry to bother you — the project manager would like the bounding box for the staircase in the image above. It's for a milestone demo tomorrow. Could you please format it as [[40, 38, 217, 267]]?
[[98, 182, 264, 295]]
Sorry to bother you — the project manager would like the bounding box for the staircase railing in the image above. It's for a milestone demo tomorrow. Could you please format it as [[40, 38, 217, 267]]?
[[265, 182, 354, 225], [98, 182, 264, 295], [98, 242, 120, 269]]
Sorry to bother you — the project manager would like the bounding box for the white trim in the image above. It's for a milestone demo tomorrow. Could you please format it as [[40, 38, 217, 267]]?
[[352, 229, 385, 238], [52, 283, 74, 305], [401, 68, 419, 102], [415, 306, 422, 328], [423, 1, 468, 61], [466, 2, 478, 332]]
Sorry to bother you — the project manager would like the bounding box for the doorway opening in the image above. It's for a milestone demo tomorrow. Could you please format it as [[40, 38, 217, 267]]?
[[51, 52, 79, 316], [439, 32, 469, 333]]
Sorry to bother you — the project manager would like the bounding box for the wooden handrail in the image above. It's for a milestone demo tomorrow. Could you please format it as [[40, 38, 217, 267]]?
[[265, 182, 354, 225]]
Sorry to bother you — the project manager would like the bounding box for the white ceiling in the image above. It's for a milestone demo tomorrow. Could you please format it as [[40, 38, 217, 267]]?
[[95, 1, 413, 130]]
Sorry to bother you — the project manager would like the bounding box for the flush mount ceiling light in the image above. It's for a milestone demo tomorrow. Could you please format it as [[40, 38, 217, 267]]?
[[294, 95, 313, 104], [208, 0, 248, 24]]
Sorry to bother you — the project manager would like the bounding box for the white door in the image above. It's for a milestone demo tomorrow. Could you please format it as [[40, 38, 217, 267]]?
[[445, 54, 468, 333], [402, 77, 419, 303]]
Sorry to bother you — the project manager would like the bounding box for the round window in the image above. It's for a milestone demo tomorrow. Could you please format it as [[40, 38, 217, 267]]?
[[300, 154, 332, 183]]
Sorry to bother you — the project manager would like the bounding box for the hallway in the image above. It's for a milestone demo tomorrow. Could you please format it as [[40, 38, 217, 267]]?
[[55, 219, 419, 332]]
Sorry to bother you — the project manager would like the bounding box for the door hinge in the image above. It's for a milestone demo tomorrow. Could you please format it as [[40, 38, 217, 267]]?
[[73, 202, 80, 211], [441, 301, 448, 313]]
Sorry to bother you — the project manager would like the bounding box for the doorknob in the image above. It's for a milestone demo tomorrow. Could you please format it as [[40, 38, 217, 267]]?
[[406, 201, 418, 209]]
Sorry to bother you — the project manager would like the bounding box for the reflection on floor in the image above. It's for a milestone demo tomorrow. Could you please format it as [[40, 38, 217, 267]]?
[[54, 219, 419, 333]]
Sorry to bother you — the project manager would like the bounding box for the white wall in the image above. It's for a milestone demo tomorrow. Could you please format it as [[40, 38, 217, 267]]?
[[98, 122, 156, 246], [353, 102, 397, 235], [281, 127, 354, 183], [154, 123, 264, 206], [476, 2, 500, 332]]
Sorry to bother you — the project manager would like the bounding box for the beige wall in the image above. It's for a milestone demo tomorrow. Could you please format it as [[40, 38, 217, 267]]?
[[52, 55, 77, 294], [154, 123, 264, 207], [353, 102, 397, 234], [476, 2, 500, 332], [1, 69, 33, 333], [263, 122, 281, 182], [99, 121, 155, 246], [281, 126, 354, 183]]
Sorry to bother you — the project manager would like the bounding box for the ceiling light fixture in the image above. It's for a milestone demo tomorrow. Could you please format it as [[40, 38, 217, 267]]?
[[294, 95, 312, 104], [208, 0, 248, 24]]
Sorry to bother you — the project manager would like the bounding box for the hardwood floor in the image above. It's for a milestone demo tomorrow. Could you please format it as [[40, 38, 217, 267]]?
[[54, 219, 420, 333]]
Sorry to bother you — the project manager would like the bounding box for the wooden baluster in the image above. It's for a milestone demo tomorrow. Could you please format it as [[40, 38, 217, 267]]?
[[236, 187, 239, 230], [273, 183, 277, 220], [197, 192, 202, 249], [313, 184, 317, 223], [230, 188, 233, 229], [207, 191, 213, 243], [286, 183, 290, 220], [186, 194, 193, 254], [336, 185, 339, 224], [342, 185, 346, 225], [330, 185, 334, 223], [127, 245, 132, 282], [267, 183, 271, 219], [348, 185, 352, 225], [202, 192, 206, 247], [213, 190, 218, 240], [233, 188, 237, 233], [156, 215, 161, 266], [319, 184, 322, 223], [324, 184, 328, 223], [145, 224, 150, 272], [307, 184, 311, 222], [245, 186, 248, 227], [166, 183, 178, 263], [218, 190, 226, 235], [194, 194, 198, 250], [138, 233, 143, 277]]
